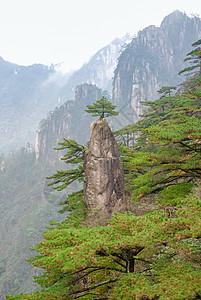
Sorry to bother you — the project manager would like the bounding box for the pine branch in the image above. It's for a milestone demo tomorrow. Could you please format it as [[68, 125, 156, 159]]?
[[72, 279, 117, 297], [74, 294, 108, 300], [71, 266, 125, 285]]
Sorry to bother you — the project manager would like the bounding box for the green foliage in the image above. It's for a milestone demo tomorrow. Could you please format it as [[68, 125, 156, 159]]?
[[85, 96, 119, 118], [6, 194, 201, 299], [120, 88, 201, 201], [131, 112, 201, 198], [157, 86, 177, 98], [7, 75, 201, 299], [46, 139, 87, 224], [111, 260, 201, 300], [0, 146, 63, 298], [47, 139, 85, 191], [55, 139, 85, 165], [47, 165, 84, 191], [58, 190, 87, 226], [179, 39, 201, 76]]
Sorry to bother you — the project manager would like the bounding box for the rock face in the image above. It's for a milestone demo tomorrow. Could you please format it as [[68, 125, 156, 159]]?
[[35, 83, 102, 163], [112, 11, 201, 123], [83, 118, 126, 216], [60, 34, 131, 100]]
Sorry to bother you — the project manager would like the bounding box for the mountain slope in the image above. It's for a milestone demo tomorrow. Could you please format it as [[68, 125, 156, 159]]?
[[59, 34, 131, 101], [0, 58, 65, 153]]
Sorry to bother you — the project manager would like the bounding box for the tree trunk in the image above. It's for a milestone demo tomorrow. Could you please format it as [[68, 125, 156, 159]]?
[[126, 258, 135, 273]]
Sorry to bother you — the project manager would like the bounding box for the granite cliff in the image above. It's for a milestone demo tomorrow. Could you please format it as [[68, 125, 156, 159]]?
[[59, 34, 131, 101], [35, 83, 103, 163], [112, 11, 201, 122]]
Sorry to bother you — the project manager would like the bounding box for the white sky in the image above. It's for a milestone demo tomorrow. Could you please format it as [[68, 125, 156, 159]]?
[[0, 0, 201, 72]]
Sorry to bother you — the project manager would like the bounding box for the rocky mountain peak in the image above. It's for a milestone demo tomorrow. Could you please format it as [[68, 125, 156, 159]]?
[[74, 83, 102, 106], [83, 118, 126, 219], [161, 10, 189, 27], [59, 34, 132, 101]]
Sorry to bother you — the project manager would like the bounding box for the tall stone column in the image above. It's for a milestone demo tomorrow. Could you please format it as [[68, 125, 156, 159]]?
[[83, 118, 126, 217]]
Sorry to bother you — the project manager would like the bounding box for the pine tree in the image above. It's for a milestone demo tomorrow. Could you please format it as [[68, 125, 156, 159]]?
[[85, 96, 119, 118], [157, 86, 176, 98], [46, 138, 86, 222], [179, 39, 201, 76], [47, 139, 85, 190]]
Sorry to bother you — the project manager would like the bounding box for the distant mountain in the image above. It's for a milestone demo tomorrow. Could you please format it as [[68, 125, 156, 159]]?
[[0, 58, 66, 153], [0, 35, 131, 154], [112, 10, 201, 122], [1, 11, 201, 154], [59, 34, 131, 101]]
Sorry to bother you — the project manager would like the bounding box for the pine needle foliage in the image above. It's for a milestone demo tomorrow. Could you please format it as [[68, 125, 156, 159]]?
[[85, 96, 119, 118], [157, 86, 177, 98], [6, 196, 201, 299], [179, 39, 201, 76], [46, 138, 87, 221], [121, 78, 201, 201], [47, 139, 85, 191]]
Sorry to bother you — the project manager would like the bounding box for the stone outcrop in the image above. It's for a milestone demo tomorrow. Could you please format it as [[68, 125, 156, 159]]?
[[83, 118, 126, 217]]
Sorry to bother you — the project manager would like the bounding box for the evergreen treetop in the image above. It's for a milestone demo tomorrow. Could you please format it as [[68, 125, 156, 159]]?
[[179, 39, 201, 76], [85, 96, 119, 118]]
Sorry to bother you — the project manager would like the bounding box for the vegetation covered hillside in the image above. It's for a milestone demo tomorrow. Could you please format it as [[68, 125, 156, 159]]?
[[6, 70, 201, 299], [0, 147, 66, 299]]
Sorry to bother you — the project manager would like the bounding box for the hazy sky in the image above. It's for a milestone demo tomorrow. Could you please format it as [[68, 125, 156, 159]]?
[[0, 0, 201, 72]]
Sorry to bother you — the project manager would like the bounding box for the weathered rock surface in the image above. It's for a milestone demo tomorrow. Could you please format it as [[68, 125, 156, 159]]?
[[60, 34, 131, 100], [35, 83, 102, 163], [112, 11, 201, 123], [83, 118, 126, 217]]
